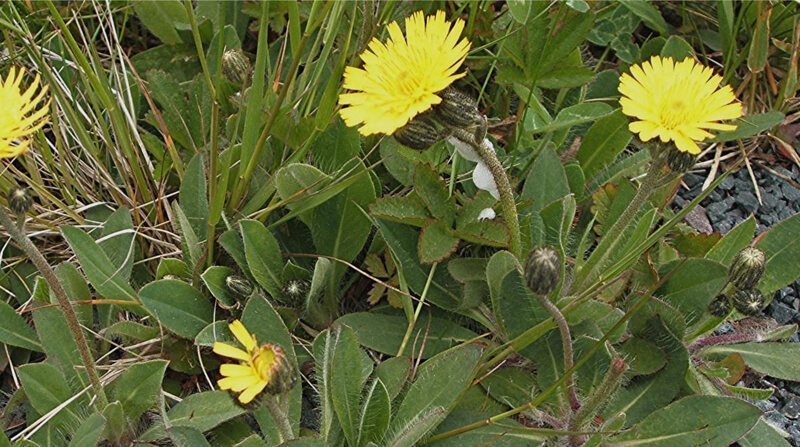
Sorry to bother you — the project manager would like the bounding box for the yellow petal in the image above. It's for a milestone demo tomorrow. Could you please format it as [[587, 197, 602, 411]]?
[[213, 342, 251, 362], [228, 320, 256, 352], [220, 363, 256, 378], [218, 374, 259, 392], [237, 379, 269, 404]]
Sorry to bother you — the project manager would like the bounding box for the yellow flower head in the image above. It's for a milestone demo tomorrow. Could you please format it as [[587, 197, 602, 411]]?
[[618, 56, 743, 154], [339, 10, 471, 136], [0, 67, 50, 158], [213, 320, 284, 404]]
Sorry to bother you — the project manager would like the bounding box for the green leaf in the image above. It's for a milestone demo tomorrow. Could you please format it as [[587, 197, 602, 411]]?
[[103, 320, 159, 342], [357, 379, 391, 447], [531, 103, 613, 134], [375, 357, 412, 400], [108, 359, 168, 422], [62, 226, 138, 303], [103, 401, 127, 444], [747, 4, 770, 73], [619, 0, 668, 35], [537, 12, 594, 76], [173, 203, 203, 269], [392, 345, 482, 436], [479, 367, 536, 408], [330, 324, 364, 447], [32, 300, 85, 385], [67, 412, 105, 447], [605, 317, 688, 426], [312, 119, 362, 173], [418, 221, 459, 264], [577, 110, 633, 180], [132, 0, 188, 45], [169, 427, 211, 447], [756, 212, 800, 294], [139, 279, 213, 339], [375, 221, 461, 310], [18, 363, 80, 428], [537, 66, 595, 89], [0, 299, 41, 351], [370, 195, 430, 227], [659, 35, 695, 60], [98, 208, 135, 282], [201, 266, 236, 308], [706, 216, 756, 264], [507, 0, 531, 23], [180, 154, 209, 241], [55, 262, 93, 327], [609, 396, 759, 447], [656, 259, 727, 325], [336, 312, 478, 359], [385, 407, 447, 447], [156, 258, 192, 280], [738, 418, 792, 447], [140, 391, 246, 441], [414, 164, 455, 226], [274, 163, 329, 226], [714, 112, 784, 142], [521, 147, 570, 212], [240, 219, 284, 298], [702, 342, 800, 381], [618, 337, 666, 376]]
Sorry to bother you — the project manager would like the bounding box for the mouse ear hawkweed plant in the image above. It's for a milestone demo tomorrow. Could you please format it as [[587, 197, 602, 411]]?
[[574, 56, 744, 289], [0, 67, 108, 408]]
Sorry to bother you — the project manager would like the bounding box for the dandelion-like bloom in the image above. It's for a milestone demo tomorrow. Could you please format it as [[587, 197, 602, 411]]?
[[618, 56, 743, 154], [0, 68, 50, 158], [339, 10, 470, 136], [213, 320, 283, 404]]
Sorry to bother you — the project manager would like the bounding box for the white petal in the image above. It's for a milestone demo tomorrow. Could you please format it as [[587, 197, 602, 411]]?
[[447, 136, 480, 162], [473, 161, 499, 199], [482, 138, 495, 153], [478, 208, 496, 221]]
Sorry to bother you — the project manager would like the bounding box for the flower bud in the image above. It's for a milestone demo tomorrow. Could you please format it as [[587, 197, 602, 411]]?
[[266, 344, 297, 395], [707, 294, 731, 317], [433, 87, 481, 128], [728, 247, 766, 290], [731, 289, 765, 316], [282, 279, 308, 303], [8, 186, 32, 215], [222, 49, 251, 85], [666, 149, 697, 173], [226, 275, 254, 298], [525, 246, 561, 296], [393, 115, 442, 150]]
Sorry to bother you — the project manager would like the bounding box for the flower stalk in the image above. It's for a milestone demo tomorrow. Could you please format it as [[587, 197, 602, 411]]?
[[451, 127, 521, 259], [0, 204, 107, 408], [264, 394, 295, 441]]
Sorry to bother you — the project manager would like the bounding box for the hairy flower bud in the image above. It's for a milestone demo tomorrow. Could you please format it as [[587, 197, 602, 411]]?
[[728, 247, 766, 290], [226, 275, 254, 298], [222, 49, 252, 85], [524, 246, 561, 296], [666, 149, 697, 173], [266, 344, 297, 395], [433, 87, 481, 128], [707, 294, 731, 317], [731, 289, 765, 316], [393, 115, 442, 150], [282, 279, 308, 303], [7, 186, 32, 215]]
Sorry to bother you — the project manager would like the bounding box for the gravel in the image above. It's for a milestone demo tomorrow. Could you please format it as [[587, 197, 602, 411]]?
[[677, 163, 800, 445]]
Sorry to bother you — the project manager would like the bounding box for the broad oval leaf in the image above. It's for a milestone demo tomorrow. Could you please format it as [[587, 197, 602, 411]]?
[[139, 279, 213, 339]]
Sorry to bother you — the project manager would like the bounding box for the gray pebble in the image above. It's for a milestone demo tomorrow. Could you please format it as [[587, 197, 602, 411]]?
[[784, 397, 800, 420], [737, 191, 760, 213]]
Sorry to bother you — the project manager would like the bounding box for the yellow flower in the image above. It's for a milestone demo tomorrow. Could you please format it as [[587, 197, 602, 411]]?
[[0, 67, 50, 158], [339, 10, 470, 136], [618, 56, 743, 154], [213, 320, 282, 404]]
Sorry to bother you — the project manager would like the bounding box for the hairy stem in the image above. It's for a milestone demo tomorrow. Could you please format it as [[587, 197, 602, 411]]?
[[265, 394, 295, 441], [568, 357, 627, 446], [451, 128, 521, 259], [535, 294, 580, 411], [0, 205, 107, 408], [574, 155, 664, 290]]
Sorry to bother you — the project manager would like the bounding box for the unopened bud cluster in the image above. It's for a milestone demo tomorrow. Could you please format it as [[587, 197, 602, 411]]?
[[8, 186, 32, 215], [392, 87, 482, 150], [707, 246, 767, 317], [222, 49, 252, 85], [265, 344, 297, 395]]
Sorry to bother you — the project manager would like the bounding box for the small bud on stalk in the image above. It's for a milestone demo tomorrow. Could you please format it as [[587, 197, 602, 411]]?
[[728, 247, 766, 290], [393, 115, 443, 150], [226, 275, 254, 298], [433, 87, 482, 128], [8, 187, 32, 216], [525, 246, 561, 296], [707, 294, 732, 317], [731, 289, 765, 316], [666, 149, 697, 174], [222, 49, 252, 85]]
